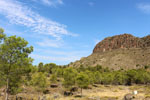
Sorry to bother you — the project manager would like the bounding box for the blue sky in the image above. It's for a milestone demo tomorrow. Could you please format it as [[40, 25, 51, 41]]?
[[0, 0, 150, 65]]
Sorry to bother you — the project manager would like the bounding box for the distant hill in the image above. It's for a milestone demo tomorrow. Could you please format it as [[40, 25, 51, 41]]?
[[70, 34, 150, 70]]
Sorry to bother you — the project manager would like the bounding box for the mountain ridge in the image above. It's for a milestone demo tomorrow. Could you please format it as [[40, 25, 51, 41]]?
[[93, 33, 150, 53], [70, 33, 150, 70]]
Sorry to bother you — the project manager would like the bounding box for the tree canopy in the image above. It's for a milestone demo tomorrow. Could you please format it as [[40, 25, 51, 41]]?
[[0, 28, 33, 100]]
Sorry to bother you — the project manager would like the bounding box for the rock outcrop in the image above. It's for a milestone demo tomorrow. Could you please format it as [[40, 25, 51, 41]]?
[[93, 34, 150, 53]]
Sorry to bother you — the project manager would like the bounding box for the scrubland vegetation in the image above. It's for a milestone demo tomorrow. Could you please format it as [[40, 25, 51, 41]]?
[[1, 28, 150, 100]]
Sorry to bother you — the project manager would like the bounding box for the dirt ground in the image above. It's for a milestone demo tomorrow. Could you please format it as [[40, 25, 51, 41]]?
[[1, 85, 150, 100]]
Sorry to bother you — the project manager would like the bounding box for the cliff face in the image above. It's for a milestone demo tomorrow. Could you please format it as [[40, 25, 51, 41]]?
[[70, 34, 150, 70], [93, 34, 150, 53]]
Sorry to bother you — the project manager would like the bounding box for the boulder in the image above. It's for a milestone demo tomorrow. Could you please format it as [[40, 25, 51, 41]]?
[[43, 89, 50, 94], [16, 96, 26, 100], [124, 93, 135, 100], [50, 84, 58, 88], [64, 91, 73, 96]]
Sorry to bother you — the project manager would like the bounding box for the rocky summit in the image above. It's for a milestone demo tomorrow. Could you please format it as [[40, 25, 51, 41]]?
[[93, 34, 150, 53], [70, 34, 150, 70]]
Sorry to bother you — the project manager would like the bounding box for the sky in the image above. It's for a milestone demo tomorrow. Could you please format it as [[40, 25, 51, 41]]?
[[0, 0, 150, 65]]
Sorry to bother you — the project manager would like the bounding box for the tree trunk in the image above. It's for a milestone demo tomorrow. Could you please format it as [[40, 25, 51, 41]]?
[[81, 88, 82, 96], [5, 78, 9, 100]]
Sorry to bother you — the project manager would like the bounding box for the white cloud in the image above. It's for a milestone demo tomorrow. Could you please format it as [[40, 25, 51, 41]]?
[[31, 48, 90, 64], [35, 48, 90, 56], [42, 0, 63, 6], [0, 0, 76, 41], [36, 38, 63, 48], [30, 54, 80, 63], [137, 3, 150, 13], [31, 0, 63, 7]]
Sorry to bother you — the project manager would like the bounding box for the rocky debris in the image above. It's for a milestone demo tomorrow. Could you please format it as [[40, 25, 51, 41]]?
[[50, 84, 58, 88], [53, 93, 61, 99], [93, 34, 150, 53], [16, 96, 26, 100], [70, 87, 78, 92], [43, 89, 50, 94], [64, 91, 73, 96], [124, 93, 135, 100]]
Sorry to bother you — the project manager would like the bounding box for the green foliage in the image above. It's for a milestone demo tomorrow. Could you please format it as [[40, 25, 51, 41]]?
[[76, 72, 89, 89], [31, 72, 49, 92], [101, 72, 114, 85], [63, 67, 77, 88], [43, 63, 57, 74], [113, 71, 127, 85], [126, 69, 138, 85], [50, 74, 57, 84], [1, 27, 150, 96], [56, 68, 64, 77], [78, 65, 85, 72], [38, 62, 44, 72], [144, 65, 150, 69], [49, 63, 57, 74], [94, 71, 102, 84], [0, 28, 4, 34], [134, 69, 150, 84], [85, 70, 95, 84], [0, 28, 5, 42], [0, 33, 33, 95], [8, 75, 22, 94]]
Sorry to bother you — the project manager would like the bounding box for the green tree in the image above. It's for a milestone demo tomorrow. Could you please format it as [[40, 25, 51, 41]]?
[[94, 71, 102, 84], [95, 65, 102, 71], [101, 72, 114, 85], [76, 72, 89, 96], [85, 70, 95, 84], [126, 70, 138, 85], [49, 63, 57, 74], [0, 28, 5, 41], [135, 69, 150, 84], [63, 67, 77, 89], [56, 68, 64, 77], [0, 28, 5, 87], [0, 32, 33, 100], [50, 74, 57, 84], [38, 62, 44, 72], [31, 72, 49, 92], [113, 71, 127, 85]]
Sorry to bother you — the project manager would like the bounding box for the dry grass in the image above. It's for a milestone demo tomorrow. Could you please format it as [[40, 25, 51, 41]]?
[[0, 85, 149, 100]]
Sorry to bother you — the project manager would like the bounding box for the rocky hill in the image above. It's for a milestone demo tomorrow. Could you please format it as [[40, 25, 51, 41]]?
[[70, 34, 150, 70], [93, 34, 150, 53]]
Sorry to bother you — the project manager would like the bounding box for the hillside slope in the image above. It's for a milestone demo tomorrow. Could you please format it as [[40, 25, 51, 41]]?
[[70, 34, 150, 70]]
